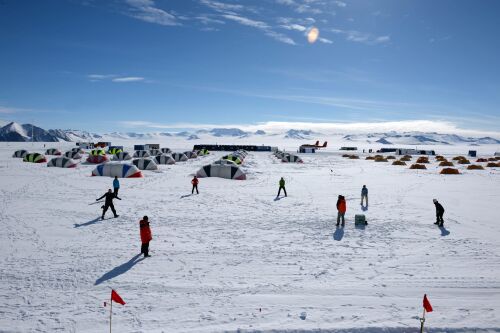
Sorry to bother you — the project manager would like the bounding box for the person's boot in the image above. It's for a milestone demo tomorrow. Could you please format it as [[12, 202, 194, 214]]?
[[434, 221, 439, 225], [101, 215, 105, 220], [114, 214, 119, 218]]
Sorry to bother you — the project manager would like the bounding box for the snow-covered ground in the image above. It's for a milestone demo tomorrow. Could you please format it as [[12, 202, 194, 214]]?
[[0, 140, 499, 333]]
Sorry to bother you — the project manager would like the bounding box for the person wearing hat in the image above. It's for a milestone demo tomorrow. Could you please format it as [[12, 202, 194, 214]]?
[[139, 216, 152, 257], [433, 199, 445, 227]]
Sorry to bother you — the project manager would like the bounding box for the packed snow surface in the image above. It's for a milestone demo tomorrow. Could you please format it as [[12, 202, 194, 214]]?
[[0, 141, 499, 333]]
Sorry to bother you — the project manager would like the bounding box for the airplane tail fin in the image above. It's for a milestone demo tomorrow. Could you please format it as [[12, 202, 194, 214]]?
[[315, 140, 320, 147], [323, 141, 328, 147]]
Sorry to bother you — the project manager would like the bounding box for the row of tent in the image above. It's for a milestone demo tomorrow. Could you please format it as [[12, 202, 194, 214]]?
[[195, 150, 248, 180], [273, 150, 304, 163]]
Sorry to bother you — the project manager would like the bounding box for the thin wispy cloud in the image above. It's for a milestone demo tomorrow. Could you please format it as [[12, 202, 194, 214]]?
[[125, 0, 179, 26], [0, 106, 25, 114], [87, 74, 147, 83], [331, 28, 390, 45]]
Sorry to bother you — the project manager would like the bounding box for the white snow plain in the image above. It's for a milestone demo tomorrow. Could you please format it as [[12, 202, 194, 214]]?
[[0, 139, 499, 333]]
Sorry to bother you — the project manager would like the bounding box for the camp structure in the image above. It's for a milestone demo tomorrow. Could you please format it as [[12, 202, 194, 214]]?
[[486, 162, 500, 167], [400, 155, 412, 161], [71, 147, 85, 154], [452, 156, 467, 161], [374, 157, 388, 162], [409, 163, 427, 170], [149, 149, 162, 156], [282, 154, 303, 163], [13, 150, 28, 158], [45, 148, 62, 156], [132, 158, 158, 170], [90, 149, 106, 156], [154, 154, 175, 165], [440, 168, 460, 175], [392, 160, 407, 166], [386, 156, 396, 159], [64, 151, 82, 159], [171, 153, 189, 162], [133, 150, 150, 158], [145, 144, 160, 150], [457, 159, 471, 164], [160, 148, 172, 154], [467, 165, 485, 170], [113, 152, 132, 161], [47, 157, 78, 168], [184, 151, 198, 159], [107, 146, 124, 155], [134, 145, 145, 151], [348, 155, 360, 159], [439, 161, 454, 167], [77, 142, 94, 149], [365, 156, 375, 160], [91, 163, 142, 178], [196, 164, 246, 180], [416, 157, 430, 163], [197, 148, 209, 156], [222, 154, 243, 165], [212, 159, 238, 166], [396, 149, 436, 156], [23, 153, 47, 163], [86, 155, 109, 164], [476, 158, 488, 163], [95, 141, 111, 148]]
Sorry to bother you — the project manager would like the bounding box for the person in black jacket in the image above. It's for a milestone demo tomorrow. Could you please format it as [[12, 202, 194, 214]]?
[[433, 199, 444, 227], [96, 189, 121, 220]]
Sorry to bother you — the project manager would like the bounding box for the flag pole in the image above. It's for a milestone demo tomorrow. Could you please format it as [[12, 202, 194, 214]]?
[[109, 292, 113, 333], [420, 308, 426, 333]]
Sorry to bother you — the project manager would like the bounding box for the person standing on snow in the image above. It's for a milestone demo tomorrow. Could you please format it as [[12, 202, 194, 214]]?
[[433, 199, 445, 227], [113, 176, 121, 199], [139, 216, 152, 257], [191, 176, 199, 194], [361, 185, 368, 206], [336, 195, 347, 227], [277, 177, 287, 197], [96, 189, 120, 220]]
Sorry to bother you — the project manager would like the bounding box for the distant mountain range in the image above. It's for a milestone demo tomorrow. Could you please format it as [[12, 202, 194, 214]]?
[[0, 121, 499, 145]]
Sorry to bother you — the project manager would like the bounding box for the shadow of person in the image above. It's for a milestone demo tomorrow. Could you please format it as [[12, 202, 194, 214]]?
[[333, 226, 344, 241], [74, 217, 101, 228], [274, 196, 282, 201], [439, 226, 450, 236], [180, 194, 193, 199], [95, 254, 144, 285]]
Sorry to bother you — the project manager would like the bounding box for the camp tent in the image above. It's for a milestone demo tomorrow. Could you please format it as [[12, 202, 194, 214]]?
[[23, 153, 47, 163], [47, 157, 78, 168], [133, 150, 150, 158], [92, 163, 142, 178], [154, 154, 176, 165], [282, 154, 303, 163], [71, 147, 85, 154], [149, 149, 162, 156], [184, 151, 198, 159], [107, 147, 123, 155], [212, 159, 238, 166], [160, 148, 172, 154], [113, 152, 132, 161], [222, 154, 243, 165], [90, 149, 106, 156], [198, 148, 209, 155], [13, 150, 28, 158], [132, 158, 159, 170], [64, 151, 82, 159], [86, 155, 109, 164], [196, 164, 246, 180], [45, 148, 62, 156], [171, 153, 188, 162]]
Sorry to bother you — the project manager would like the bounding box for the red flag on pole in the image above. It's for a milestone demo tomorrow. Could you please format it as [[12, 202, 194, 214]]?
[[111, 290, 126, 305], [423, 294, 433, 313]]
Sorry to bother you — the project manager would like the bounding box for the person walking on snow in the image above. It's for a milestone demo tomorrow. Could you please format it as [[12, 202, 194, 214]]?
[[113, 176, 121, 199], [96, 189, 120, 220], [139, 216, 152, 257], [433, 199, 445, 227], [191, 176, 199, 194], [361, 185, 368, 206], [277, 177, 287, 197], [336, 195, 347, 227]]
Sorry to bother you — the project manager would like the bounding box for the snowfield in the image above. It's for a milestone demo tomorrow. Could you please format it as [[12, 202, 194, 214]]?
[[0, 140, 499, 333]]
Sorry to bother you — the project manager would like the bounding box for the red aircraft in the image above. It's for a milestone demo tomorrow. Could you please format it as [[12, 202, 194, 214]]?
[[300, 141, 328, 149]]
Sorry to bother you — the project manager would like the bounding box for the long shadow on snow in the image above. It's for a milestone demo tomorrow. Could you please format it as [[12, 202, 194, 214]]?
[[440, 226, 450, 236], [74, 217, 102, 228], [333, 227, 344, 241], [95, 254, 144, 285]]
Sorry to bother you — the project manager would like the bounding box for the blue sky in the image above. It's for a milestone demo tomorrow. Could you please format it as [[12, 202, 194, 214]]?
[[0, 0, 499, 134]]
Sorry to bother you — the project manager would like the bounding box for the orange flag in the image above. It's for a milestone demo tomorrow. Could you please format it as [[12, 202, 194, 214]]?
[[111, 290, 126, 305], [423, 294, 433, 313]]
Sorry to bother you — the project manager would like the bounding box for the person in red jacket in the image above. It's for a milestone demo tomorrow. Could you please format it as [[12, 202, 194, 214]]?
[[139, 216, 152, 258], [336, 195, 347, 227], [191, 176, 199, 194]]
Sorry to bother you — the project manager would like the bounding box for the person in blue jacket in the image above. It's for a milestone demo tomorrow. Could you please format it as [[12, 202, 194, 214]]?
[[113, 176, 121, 199], [361, 185, 368, 206]]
